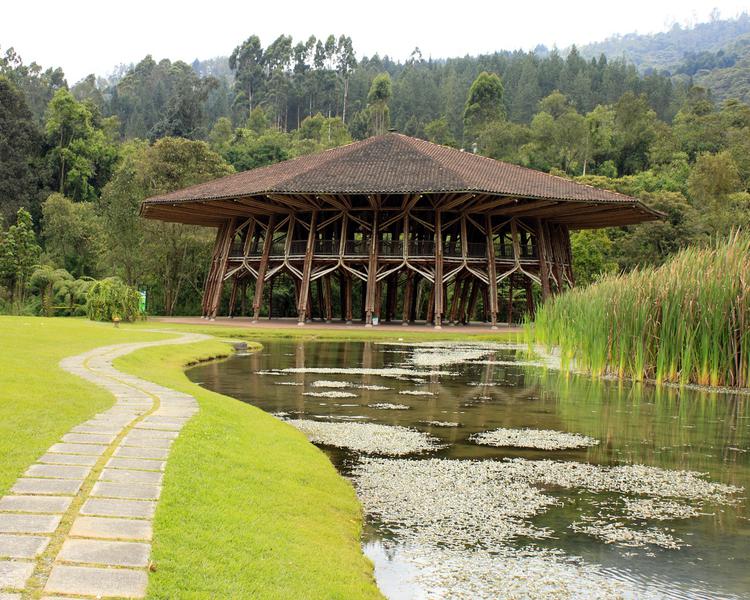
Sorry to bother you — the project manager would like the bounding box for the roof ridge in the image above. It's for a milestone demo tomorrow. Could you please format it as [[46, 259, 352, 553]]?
[[400, 135, 473, 190]]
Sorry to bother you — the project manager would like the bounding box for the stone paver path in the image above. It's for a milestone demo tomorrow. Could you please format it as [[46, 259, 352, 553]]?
[[0, 332, 210, 599]]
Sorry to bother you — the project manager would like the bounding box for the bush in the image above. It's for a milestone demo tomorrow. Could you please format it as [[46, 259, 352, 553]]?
[[86, 277, 141, 322]]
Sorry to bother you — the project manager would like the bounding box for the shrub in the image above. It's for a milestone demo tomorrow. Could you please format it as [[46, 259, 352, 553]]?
[[86, 277, 140, 322]]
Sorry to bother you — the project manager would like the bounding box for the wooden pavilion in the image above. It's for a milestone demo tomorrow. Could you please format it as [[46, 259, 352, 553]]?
[[140, 133, 661, 328]]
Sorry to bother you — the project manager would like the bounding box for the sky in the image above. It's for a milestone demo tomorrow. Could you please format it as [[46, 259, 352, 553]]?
[[2, 0, 749, 83]]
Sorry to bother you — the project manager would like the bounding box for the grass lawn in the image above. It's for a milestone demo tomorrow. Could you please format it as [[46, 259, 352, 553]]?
[[2, 315, 506, 598], [115, 338, 384, 599], [0, 316, 171, 496]]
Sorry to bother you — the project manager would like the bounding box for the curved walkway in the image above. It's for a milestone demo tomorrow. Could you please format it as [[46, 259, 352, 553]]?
[[0, 332, 210, 599]]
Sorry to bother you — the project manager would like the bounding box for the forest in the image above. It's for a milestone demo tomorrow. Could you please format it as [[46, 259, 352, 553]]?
[[1, 15, 749, 317]]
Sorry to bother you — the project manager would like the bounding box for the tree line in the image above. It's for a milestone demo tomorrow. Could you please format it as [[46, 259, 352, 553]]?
[[0, 30, 748, 316]]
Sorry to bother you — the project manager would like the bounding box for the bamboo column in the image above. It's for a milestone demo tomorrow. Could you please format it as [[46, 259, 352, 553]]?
[[228, 277, 239, 317], [433, 210, 444, 328], [323, 274, 333, 322], [535, 218, 551, 301], [485, 214, 499, 328], [466, 280, 479, 324], [402, 271, 414, 326], [297, 211, 318, 324], [204, 218, 237, 320], [252, 214, 277, 321], [365, 210, 379, 326], [345, 274, 353, 324], [268, 277, 274, 319]]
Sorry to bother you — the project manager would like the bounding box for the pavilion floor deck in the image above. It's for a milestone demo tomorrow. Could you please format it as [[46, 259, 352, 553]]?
[[152, 316, 522, 335]]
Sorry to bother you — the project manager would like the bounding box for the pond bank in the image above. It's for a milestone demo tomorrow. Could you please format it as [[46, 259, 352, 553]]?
[[114, 336, 384, 599]]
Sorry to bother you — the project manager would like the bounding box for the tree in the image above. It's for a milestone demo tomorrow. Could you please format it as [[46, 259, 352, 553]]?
[[570, 229, 617, 285], [0, 208, 41, 308], [44, 89, 118, 200], [30, 265, 70, 316], [98, 138, 233, 315], [424, 117, 457, 147], [463, 72, 505, 143], [229, 35, 265, 115], [0, 76, 41, 222], [41, 193, 103, 277], [336, 36, 357, 124], [613, 92, 658, 175], [367, 73, 392, 135]]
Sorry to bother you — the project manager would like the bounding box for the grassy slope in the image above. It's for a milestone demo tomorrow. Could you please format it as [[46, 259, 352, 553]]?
[[115, 339, 384, 600], [0, 317, 171, 495]]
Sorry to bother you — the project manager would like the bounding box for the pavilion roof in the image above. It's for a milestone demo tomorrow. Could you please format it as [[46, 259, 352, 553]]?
[[140, 132, 662, 228]]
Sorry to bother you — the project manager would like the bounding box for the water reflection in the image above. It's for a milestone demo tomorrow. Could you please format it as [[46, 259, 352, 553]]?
[[188, 340, 750, 599]]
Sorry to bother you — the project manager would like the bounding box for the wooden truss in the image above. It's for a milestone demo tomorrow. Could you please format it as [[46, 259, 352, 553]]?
[[201, 195, 575, 327]]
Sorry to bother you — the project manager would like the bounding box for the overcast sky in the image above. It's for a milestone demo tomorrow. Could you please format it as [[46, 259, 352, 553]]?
[[2, 0, 748, 83]]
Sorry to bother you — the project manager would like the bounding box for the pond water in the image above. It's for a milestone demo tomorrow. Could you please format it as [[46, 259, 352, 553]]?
[[188, 340, 750, 599]]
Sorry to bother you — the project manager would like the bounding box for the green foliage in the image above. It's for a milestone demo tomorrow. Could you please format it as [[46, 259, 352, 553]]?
[[0, 76, 41, 223], [98, 137, 233, 315], [367, 73, 392, 135], [570, 230, 617, 285], [424, 116, 457, 147], [464, 71, 505, 142], [45, 89, 118, 200], [41, 193, 103, 277], [86, 276, 140, 322], [529, 232, 750, 388], [29, 265, 70, 316], [0, 208, 41, 308]]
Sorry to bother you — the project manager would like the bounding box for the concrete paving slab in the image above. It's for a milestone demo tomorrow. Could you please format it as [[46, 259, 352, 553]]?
[[11, 478, 82, 496], [0, 514, 61, 534], [44, 565, 147, 598], [91, 482, 160, 501], [48, 443, 107, 456], [69, 517, 152, 541], [0, 496, 72, 514], [113, 447, 168, 460], [0, 560, 34, 590], [134, 422, 182, 431], [62, 433, 117, 445], [37, 453, 98, 467], [120, 436, 172, 449], [125, 429, 178, 440], [99, 469, 162, 485], [25, 464, 90, 480], [0, 534, 50, 558], [80, 499, 155, 519], [58, 538, 150, 568], [105, 458, 165, 472]]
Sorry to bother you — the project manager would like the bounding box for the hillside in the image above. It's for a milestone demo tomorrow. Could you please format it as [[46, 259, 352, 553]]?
[[579, 13, 750, 71]]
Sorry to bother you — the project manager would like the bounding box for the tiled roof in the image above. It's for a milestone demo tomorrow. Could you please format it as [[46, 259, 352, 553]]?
[[142, 133, 644, 205]]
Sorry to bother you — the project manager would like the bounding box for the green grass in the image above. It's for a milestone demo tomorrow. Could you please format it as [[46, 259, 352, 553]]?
[[0, 316, 171, 496], [528, 232, 750, 388], [115, 339, 384, 599], [2, 315, 504, 598]]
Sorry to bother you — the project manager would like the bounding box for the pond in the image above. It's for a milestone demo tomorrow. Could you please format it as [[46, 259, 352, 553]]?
[[188, 340, 750, 599]]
